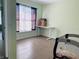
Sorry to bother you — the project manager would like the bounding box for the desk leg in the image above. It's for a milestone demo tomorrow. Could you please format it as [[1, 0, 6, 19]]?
[[47, 28, 53, 40]]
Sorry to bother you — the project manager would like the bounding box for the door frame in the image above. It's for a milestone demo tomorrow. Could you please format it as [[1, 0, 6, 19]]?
[[1, 0, 6, 58]]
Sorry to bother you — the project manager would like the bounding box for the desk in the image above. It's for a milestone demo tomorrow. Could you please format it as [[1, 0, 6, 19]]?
[[37, 26, 55, 40]]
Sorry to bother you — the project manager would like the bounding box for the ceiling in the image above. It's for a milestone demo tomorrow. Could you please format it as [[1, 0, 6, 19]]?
[[30, 0, 59, 4]]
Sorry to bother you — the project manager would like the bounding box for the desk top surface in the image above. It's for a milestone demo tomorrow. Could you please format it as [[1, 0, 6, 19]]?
[[37, 26, 55, 28]]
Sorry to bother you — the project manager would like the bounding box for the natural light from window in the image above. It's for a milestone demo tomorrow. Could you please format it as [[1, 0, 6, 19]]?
[[16, 3, 37, 32], [0, 10, 2, 25], [19, 5, 32, 32]]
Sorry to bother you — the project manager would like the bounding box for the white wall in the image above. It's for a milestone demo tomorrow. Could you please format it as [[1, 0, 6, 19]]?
[[16, 0, 43, 40], [42, 0, 79, 38], [4, 0, 16, 58]]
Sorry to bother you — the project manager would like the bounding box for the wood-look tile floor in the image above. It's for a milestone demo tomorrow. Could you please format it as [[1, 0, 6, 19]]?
[[17, 37, 55, 59]]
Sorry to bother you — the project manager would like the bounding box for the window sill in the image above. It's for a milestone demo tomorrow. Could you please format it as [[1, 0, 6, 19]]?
[[16, 30, 36, 33]]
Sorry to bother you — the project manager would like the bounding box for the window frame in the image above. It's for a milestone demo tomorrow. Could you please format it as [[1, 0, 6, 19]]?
[[31, 7, 37, 30]]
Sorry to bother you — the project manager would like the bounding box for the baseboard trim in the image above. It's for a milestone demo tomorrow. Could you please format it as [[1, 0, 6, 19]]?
[[38, 35, 49, 38], [17, 36, 40, 41], [17, 35, 55, 40]]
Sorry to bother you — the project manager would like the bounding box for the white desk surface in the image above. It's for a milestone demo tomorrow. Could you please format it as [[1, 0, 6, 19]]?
[[36, 26, 55, 28]]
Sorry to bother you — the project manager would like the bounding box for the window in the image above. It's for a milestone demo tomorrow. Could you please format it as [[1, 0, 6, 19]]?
[[16, 3, 37, 32], [0, 10, 2, 25]]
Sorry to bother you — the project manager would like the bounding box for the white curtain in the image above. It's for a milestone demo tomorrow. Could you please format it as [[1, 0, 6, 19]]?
[[19, 5, 32, 32]]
